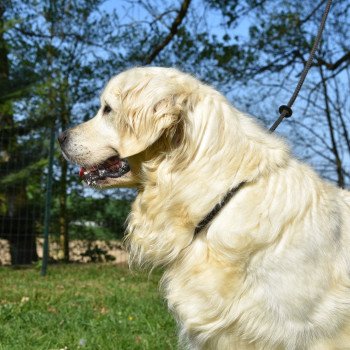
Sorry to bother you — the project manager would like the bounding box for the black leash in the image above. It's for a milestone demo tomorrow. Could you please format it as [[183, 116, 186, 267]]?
[[193, 0, 332, 236], [269, 0, 333, 132]]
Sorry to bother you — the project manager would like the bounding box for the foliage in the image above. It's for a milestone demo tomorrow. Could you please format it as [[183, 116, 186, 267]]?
[[205, 0, 350, 186], [50, 191, 132, 240], [1, 0, 136, 262], [1, 0, 349, 264], [80, 245, 116, 262]]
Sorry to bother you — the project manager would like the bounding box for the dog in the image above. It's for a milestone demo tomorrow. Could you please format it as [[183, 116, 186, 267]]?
[[58, 67, 350, 349]]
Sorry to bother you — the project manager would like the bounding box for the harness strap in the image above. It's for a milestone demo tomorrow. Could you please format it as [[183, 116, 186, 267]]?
[[194, 182, 245, 235]]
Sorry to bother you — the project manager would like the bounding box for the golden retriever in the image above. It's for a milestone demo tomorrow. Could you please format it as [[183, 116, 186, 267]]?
[[58, 67, 350, 349]]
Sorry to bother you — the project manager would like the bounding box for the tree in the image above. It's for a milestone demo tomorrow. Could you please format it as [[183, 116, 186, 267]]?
[[0, 1, 41, 264], [2, 0, 348, 266], [1, 0, 124, 263], [203, 0, 350, 186], [2, 0, 193, 263]]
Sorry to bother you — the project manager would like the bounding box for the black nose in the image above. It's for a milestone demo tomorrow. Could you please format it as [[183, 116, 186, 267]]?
[[57, 130, 69, 147]]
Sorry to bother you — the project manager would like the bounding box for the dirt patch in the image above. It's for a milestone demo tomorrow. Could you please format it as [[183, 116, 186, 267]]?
[[0, 239, 128, 266], [0, 240, 11, 266]]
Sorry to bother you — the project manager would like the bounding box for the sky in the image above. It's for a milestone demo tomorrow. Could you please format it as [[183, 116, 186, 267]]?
[[88, 0, 349, 184]]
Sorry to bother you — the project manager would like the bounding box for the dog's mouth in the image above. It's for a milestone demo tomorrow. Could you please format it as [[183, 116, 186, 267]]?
[[79, 156, 131, 186]]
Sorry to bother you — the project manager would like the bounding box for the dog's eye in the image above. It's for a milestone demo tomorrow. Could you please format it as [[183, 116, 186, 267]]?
[[103, 104, 112, 115]]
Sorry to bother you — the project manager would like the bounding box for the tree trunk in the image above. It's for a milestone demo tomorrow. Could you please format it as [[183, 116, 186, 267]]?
[[7, 210, 39, 265], [319, 66, 345, 188], [58, 75, 70, 261], [59, 156, 69, 261]]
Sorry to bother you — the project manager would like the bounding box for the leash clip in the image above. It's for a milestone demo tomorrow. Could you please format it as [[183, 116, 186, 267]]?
[[278, 105, 293, 118]]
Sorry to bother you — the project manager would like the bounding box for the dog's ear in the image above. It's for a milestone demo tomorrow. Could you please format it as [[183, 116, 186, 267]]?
[[117, 94, 181, 158]]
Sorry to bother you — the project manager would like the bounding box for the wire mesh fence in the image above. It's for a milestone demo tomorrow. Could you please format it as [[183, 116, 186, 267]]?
[[0, 122, 132, 268]]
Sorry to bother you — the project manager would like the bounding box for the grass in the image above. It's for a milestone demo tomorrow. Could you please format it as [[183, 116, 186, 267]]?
[[0, 264, 177, 350]]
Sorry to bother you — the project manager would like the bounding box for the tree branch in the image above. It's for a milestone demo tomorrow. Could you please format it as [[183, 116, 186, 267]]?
[[144, 0, 191, 64], [316, 51, 350, 71]]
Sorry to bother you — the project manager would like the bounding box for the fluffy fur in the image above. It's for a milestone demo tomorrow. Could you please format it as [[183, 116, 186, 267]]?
[[60, 67, 350, 349]]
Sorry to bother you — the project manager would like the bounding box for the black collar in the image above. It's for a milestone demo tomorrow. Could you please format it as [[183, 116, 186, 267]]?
[[194, 181, 246, 236]]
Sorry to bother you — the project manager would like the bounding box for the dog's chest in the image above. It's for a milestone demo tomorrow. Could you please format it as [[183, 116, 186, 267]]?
[[161, 239, 350, 349], [162, 241, 253, 341]]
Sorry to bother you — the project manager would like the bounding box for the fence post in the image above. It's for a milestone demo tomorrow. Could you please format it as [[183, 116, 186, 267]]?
[[41, 123, 55, 276]]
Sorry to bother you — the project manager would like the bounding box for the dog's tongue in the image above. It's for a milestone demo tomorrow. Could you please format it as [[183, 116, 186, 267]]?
[[79, 167, 85, 178]]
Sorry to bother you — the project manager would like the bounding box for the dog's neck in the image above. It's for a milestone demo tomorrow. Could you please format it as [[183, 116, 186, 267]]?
[[125, 93, 289, 268]]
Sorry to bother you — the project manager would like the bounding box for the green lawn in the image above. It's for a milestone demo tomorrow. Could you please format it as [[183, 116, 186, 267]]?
[[0, 264, 177, 350]]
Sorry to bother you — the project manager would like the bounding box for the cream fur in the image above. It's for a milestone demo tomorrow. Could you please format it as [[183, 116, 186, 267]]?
[[61, 67, 350, 349]]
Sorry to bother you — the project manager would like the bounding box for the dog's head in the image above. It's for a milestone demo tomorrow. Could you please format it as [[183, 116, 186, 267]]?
[[58, 67, 195, 188]]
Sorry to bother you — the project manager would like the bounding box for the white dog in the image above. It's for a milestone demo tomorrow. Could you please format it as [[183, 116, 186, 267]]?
[[58, 67, 350, 349]]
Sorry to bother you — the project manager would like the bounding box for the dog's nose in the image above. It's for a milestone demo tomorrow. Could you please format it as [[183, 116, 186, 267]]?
[[57, 130, 69, 147]]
